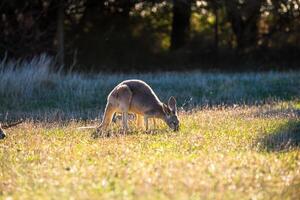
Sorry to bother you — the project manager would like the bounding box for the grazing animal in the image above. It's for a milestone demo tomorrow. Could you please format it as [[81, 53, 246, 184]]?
[[96, 79, 179, 135], [0, 120, 23, 139]]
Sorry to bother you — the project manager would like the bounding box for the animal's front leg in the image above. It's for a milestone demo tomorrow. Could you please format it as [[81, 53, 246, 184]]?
[[152, 118, 157, 129], [136, 114, 143, 128]]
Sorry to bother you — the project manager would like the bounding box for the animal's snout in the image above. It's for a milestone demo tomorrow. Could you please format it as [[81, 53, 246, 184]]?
[[173, 124, 179, 132]]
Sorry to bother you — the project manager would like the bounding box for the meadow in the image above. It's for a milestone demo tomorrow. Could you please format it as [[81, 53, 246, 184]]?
[[0, 56, 300, 199]]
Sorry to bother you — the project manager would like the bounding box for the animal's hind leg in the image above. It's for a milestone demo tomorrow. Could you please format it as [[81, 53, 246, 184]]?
[[114, 84, 132, 134], [144, 116, 149, 131], [122, 112, 128, 134], [96, 102, 115, 136]]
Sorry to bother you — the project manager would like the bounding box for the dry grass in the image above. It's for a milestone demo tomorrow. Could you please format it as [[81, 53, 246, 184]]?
[[0, 56, 300, 199], [1, 102, 300, 200]]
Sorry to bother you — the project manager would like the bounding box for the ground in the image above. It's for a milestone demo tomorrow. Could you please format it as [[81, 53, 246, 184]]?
[[0, 59, 299, 199], [1, 101, 300, 200]]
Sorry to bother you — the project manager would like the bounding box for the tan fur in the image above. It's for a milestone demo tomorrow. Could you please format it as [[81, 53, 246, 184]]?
[[96, 79, 179, 135]]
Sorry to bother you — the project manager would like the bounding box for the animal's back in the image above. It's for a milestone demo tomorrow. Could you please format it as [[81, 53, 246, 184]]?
[[120, 79, 162, 114]]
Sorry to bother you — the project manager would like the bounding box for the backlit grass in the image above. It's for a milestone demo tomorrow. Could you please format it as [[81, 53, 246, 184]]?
[[0, 55, 299, 121], [1, 102, 299, 200]]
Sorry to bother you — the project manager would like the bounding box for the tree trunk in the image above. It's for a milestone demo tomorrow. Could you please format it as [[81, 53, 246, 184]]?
[[225, 0, 262, 53], [56, 0, 65, 68], [170, 0, 192, 51], [213, 4, 219, 53]]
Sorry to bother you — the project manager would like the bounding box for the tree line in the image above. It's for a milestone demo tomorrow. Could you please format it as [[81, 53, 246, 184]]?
[[1, 0, 300, 71]]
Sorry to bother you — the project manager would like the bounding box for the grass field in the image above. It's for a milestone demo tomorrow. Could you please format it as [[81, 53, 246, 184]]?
[[0, 56, 300, 199]]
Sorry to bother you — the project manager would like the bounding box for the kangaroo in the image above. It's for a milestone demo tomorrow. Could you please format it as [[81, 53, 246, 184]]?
[[0, 120, 23, 139], [96, 79, 179, 135]]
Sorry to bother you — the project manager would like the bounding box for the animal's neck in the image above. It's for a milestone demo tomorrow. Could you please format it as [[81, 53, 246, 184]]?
[[155, 103, 167, 120]]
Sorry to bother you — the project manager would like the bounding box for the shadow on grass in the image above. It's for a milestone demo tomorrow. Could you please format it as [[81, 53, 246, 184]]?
[[253, 108, 300, 119], [257, 120, 300, 152], [90, 128, 169, 139]]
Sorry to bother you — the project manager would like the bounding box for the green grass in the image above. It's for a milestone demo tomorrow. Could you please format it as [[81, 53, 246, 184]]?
[[0, 56, 300, 199], [1, 102, 300, 199]]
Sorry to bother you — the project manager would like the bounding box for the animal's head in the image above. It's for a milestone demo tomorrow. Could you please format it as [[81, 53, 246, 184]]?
[[0, 124, 6, 139], [163, 96, 179, 131]]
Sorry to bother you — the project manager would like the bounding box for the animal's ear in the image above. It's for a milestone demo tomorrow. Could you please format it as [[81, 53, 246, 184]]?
[[168, 96, 177, 113], [163, 103, 171, 116]]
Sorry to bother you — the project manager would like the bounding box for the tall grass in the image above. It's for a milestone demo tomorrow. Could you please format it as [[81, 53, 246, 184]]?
[[0, 55, 299, 120]]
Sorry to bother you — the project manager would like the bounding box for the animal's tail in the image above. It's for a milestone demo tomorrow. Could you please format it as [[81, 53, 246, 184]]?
[[77, 126, 98, 130], [2, 120, 23, 129]]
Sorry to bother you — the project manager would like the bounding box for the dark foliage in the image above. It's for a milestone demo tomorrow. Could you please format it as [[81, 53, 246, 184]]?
[[1, 0, 300, 71]]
